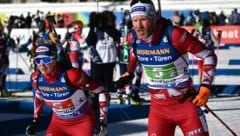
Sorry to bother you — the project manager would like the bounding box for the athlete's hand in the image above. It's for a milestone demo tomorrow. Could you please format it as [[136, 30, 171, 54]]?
[[25, 118, 39, 136], [192, 86, 211, 106], [114, 72, 134, 89]]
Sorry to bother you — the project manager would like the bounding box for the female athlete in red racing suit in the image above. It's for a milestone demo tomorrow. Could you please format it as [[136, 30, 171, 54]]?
[[117, 0, 217, 135], [26, 43, 108, 136]]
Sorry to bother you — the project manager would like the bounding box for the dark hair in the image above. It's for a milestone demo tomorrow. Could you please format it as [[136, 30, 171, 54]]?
[[88, 11, 101, 28], [201, 19, 210, 27], [101, 10, 116, 27]]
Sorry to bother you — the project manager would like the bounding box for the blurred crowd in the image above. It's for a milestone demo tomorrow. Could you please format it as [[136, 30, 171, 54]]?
[[171, 8, 240, 26], [3, 8, 240, 30], [6, 10, 65, 29]]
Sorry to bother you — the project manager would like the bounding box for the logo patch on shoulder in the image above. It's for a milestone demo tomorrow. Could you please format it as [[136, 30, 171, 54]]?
[[163, 36, 168, 43], [180, 31, 187, 43], [61, 77, 66, 83]]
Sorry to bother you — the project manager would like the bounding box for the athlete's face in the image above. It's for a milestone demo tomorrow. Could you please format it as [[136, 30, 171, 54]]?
[[131, 15, 157, 40], [35, 57, 57, 75], [74, 27, 82, 34]]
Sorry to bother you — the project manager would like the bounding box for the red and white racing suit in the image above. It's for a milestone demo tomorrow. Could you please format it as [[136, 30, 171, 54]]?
[[127, 21, 217, 136], [31, 63, 108, 136], [65, 31, 86, 69]]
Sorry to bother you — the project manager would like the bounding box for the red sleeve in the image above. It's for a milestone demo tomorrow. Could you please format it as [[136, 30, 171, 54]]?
[[31, 71, 39, 90], [171, 27, 217, 86], [126, 31, 138, 73], [66, 68, 89, 88], [127, 48, 138, 73], [66, 68, 106, 93], [126, 32, 133, 45], [31, 71, 45, 119], [171, 27, 209, 55], [33, 96, 45, 119]]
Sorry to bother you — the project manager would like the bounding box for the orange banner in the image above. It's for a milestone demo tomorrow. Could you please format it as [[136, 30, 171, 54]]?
[[182, 25, 240, 46]]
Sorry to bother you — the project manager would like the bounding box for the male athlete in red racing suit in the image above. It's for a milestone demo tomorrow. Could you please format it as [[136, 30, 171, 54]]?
[[25, 42, 108, 136], [115, 0, 217, 136]]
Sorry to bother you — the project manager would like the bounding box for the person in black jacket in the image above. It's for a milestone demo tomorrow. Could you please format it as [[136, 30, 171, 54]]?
[[86, 11, 120, 134], [86, 11, 120, 96]]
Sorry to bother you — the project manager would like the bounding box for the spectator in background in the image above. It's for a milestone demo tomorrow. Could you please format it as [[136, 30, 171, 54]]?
[[86, 10, 120, 134], [34, 10, 44, 28], [209, 12, 219, 25], [86, 12, 116, 102], [179, 12, 185, 26], [229, 8, 240, 25], [192, 9, 201, 24], [218, 11, 227, 25], [18, 14, 26, 28], [0, 22, 16, 97], [86, 11, 120, 95], [56, 14, 64, 28], [183, 10, 195, 26], [25, 12, 33, 28], [171, 10, 181, 26]]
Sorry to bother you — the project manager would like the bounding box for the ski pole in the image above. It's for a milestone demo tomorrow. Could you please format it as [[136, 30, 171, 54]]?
[[174, 90, 237, 136], [216, 30, 222, 57], [205, 104, 237, 136], [18, 52, 31, 71], [15, 37, 20, 91], [96, 0, 99, 13], [157, 0, 162, 17], [16, 38, 32, 70]]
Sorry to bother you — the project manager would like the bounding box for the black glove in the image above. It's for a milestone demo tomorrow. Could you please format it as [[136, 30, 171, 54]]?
[[114, 72, 134, 89], [65, 32, 71, 40], [95, 120, 107, 136], [25, 118, 39, 136]]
